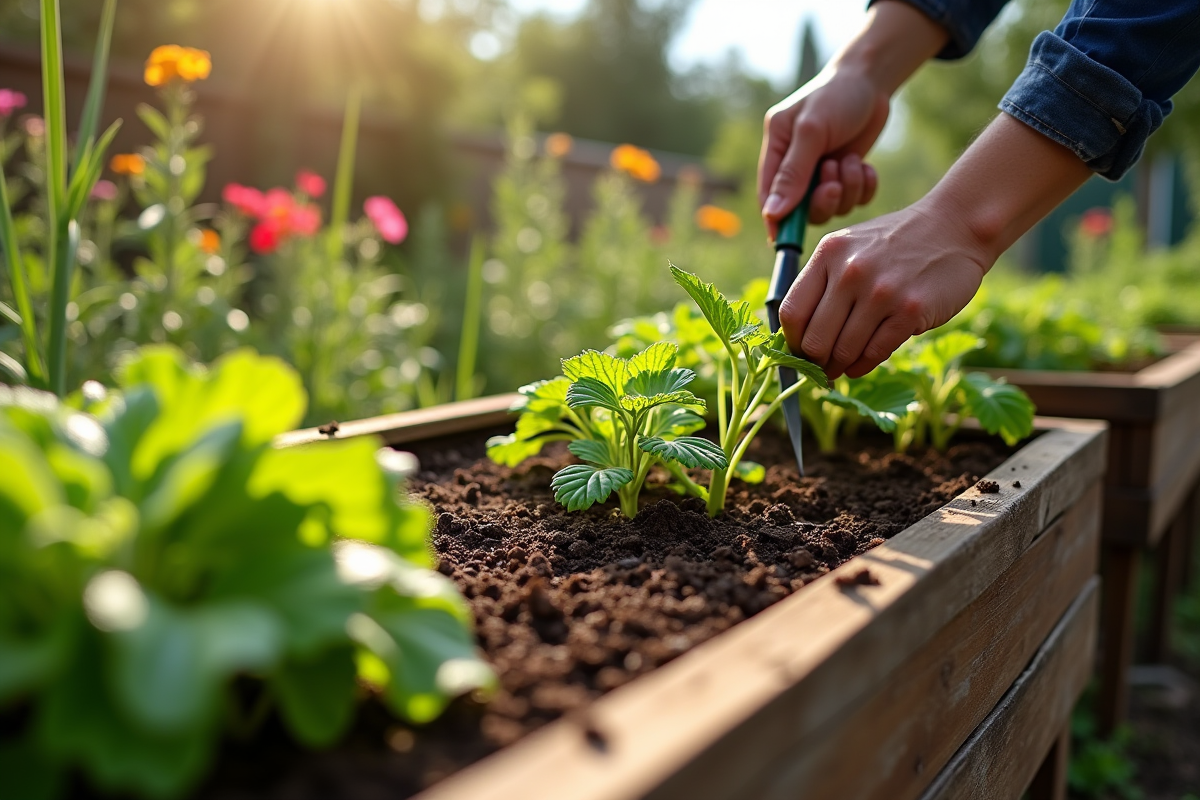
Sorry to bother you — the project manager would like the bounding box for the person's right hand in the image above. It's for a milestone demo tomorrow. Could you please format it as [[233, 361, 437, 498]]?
[[759, 66, 890, 238]]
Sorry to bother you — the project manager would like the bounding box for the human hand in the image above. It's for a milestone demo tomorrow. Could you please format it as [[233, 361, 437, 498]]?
[[778, 198, 992, 379], [759, 68, 889, 237]]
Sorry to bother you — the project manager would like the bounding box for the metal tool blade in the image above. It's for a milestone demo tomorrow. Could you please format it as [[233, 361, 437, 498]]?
[[766, 246, 805, 475]]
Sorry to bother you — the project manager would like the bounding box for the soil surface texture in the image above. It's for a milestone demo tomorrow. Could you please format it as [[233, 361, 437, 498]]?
[[193, 428, 1011, 800]]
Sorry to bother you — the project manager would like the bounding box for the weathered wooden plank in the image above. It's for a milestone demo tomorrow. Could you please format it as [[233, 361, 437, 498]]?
[[741, 480, 1100, 800], [919, 578, 1099, 800], [273, 393, 520, 448], [1140, 338, 1200, 418], [418, 422, 1106, 800], [1098, 544, 1139, 736]]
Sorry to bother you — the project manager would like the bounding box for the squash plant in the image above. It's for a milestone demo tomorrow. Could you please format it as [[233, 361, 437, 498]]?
[[887, 330, 1036, 452], [487, 342, 726, 518], [0, 346, 493, 800], [797, 371, 916, 454]]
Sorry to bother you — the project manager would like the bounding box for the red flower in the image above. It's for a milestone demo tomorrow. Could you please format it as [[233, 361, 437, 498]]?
[[364, 196, 408, 244], [249, 220, 282, 254], [223, 183, 266, 217], [1080, 208, 1113, 238], [296, 169, 326, 198], [290, 203, 321, 236]]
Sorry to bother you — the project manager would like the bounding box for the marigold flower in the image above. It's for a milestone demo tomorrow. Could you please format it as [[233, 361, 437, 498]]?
[[199, 229, 221, 255], [110, 153, 146, 176], [1080, 208, 1113, 238], [544, 132, 573, 159], [610, 144, 661, 183], [0, 89, 27, 117], [296, 169, 326, 198], [695, 204, 742, 238], [364, 196, 408, 244], [223, 183, 266, 217], [144, 45, 212, 87]]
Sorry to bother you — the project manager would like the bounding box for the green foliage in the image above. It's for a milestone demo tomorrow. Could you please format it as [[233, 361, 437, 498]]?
[[487, 341, 722, 518], [1068, 691, 1143, 800], [668, 265, 830, 515], [887, 330, 1035, 452], [798, 371, 916, 454], [0, 347, 493, 799]]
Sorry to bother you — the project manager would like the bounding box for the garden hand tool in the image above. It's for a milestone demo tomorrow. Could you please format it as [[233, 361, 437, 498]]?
[[765, 182, 817, 477]]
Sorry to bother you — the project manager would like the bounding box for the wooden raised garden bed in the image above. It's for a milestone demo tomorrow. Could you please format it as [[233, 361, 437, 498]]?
[[988, 332, 1200, 732], [280, 400, 1106, 800]]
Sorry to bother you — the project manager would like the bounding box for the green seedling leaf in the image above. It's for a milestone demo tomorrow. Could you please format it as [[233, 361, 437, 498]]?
[[961, 372, 1036, 445], [649, 407, 706, 438], [562, 350, 630, 393], [568, 439, 613, 467], [671, 264, 766, 351], [271, 647, 357, 747], [761, 331, 829, 388], [486, 433, 551, 467], [915, 330, 983, 376], [550, 464, 634, 511], [628, 341, 678, 375], [733, 460, 766, 484], [567, 376, 623, 412], [638, 436, 727, 470]]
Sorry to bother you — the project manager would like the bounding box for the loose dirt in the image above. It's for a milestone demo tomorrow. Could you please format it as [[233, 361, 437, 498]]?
[[193, 428, 1011, 800]]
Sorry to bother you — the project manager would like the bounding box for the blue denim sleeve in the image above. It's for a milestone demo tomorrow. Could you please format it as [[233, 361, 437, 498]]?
[[1001, 1, 1200, 180], [866, 0, 1011, 59]]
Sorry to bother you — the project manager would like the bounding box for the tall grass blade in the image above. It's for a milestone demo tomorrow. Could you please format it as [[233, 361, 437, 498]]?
[[72, 0, 118, 175], [455, 236, 485, 401], [41, 0, 70, 395], [0, 159, 46, 385], [326, 85, 362, 264]]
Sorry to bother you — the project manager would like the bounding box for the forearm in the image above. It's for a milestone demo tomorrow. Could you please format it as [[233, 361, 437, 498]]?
[[830, 1, 949, 97], [920, 113, 1093, 266]]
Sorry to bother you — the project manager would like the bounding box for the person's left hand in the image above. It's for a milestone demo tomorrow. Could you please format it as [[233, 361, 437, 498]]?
[[778, 197, 993, 378]]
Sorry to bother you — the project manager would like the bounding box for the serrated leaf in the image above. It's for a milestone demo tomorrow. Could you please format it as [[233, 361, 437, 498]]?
[[627, 341, 678, 375], [728, 301, 770, 346], [620, 390, 701, 413], [760, 335, 829, 389], [486, 433, 553, 467], [626, 367, 695, 398], [733, 460, 766, 484], [562, 350, 629, 393], [670, 265, 752, 350], [649, 407, 706, 438], [638, 436, 728, 469], [518, 377, 571, 413], [961, 372, 1036, 445], [824, 391, 901, 433], [568, 439, 613, 466], [567, 376, 622, 412], [550, 464, 634, 511]]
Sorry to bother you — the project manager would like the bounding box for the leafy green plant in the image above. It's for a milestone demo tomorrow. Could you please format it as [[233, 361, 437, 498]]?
[[668, 266, 828, 515], [0, 0, 120, 393], [487, 341, 725, 518], [797, 371, 916, 454], [0, 346, 493, 799], [887, 331, 1036, 452]]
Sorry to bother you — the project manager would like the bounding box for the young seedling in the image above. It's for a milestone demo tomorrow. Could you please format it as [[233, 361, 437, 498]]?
[[798, 370, 917, 453], [669, 265, 828, 516], [487, 341, 727, 518], [888, 330, 1036, 451]]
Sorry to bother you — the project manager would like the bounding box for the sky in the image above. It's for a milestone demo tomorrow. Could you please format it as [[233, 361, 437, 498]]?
[[505, 0, 869, 87]]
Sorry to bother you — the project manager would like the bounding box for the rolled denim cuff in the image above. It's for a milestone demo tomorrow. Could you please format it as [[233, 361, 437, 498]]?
[[1000, 32, 1167, 180], [869, 0, 999, 59]]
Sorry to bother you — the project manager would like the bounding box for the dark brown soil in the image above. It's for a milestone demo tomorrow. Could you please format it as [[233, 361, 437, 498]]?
[[192, 427, 1011, 800]]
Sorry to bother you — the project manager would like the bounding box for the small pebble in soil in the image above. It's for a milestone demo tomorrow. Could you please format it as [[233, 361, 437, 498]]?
[[1013, 480, 1022, 488], [976, 479, 1000, 493], [835, 568, 880, 588], [970, 499, 977, 506], [317, 420, 340, 436]]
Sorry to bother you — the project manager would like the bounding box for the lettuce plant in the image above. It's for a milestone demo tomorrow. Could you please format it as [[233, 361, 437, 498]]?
[[487, 342, 726, 518], [888, 330, 1036, 452], [0, 346, 493, 800]]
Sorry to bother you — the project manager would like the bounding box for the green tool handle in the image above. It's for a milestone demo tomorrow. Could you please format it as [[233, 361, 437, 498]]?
[[766, 168, 821, 309], [774, 192, 813, 253]]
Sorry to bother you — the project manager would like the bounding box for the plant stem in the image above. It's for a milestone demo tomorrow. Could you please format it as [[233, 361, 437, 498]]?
[[72, 0, 117, 175], [455, 236, 484, 401], [326, 85, 362, 265], [41, 0, 69, 395], [0, 160, 45, 385], [716, 360, 727, 443]]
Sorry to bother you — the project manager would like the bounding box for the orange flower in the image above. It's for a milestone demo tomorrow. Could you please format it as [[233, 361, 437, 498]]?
[[545, 132, 574, 159], [110, 153, 146, 176], [610, 144, 661, 183], [144, 45, 212, 87], [199, 229, 221, 254], [695, 204, 742, 238]]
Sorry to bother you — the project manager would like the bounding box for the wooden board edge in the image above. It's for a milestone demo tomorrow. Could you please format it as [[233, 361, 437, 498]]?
[[273, 393, 521, 448], [918, 577, 1099, 800], [415, 425, 1106, 800]]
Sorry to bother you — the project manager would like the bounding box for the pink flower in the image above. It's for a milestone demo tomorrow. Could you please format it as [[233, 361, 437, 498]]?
[[1080, 208, 1113, 238], [290, 203, 321, 236], [90, 179, 118, 201], [0, 89, 26, 117], [296, 169, 326, 198], [23, 115, 44, 137], [249, 220, 283, 254], [364, 196, 408, 244], [223, 183, 266, 217]]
